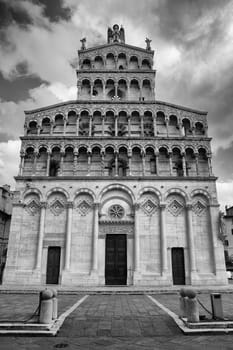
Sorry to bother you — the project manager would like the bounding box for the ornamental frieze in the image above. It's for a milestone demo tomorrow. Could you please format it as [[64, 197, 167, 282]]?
[[20, 138, 211, 154]]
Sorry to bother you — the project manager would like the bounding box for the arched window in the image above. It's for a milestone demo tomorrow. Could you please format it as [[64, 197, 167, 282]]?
[[27, 121, 37, 135], [41, 118, 51, 134], [49, 147, 61, 176]]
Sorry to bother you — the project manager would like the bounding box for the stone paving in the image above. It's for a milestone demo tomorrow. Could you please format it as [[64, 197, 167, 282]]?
[[155, 292, 233, 320], [0, 293, 81, 322], [0, 294, 233, 349]]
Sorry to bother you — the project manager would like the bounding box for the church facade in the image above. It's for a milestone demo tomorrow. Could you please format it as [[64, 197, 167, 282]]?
[[3, 25, 227, 287]]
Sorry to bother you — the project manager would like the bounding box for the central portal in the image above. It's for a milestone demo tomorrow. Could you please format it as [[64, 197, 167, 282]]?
[[105, 234, 127, 285]]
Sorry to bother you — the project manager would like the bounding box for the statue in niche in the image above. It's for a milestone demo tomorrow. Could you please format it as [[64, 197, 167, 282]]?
[[80, 38, 86, 50], [107, 24, 125, 43], [145, 37, 152, 50]]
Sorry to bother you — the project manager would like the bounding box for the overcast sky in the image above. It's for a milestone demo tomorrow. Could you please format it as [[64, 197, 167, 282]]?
[[0, 0, 233, 209]]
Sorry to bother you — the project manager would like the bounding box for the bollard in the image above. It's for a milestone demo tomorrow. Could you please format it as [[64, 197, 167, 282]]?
[[179, 288, 187, 318], [185, 289, 199, 323], [39, 289, 53, 324], [52, 289, 58, 320]]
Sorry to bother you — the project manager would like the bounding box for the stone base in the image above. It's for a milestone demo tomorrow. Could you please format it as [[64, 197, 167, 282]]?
[[61, 271, 99, 286], [2, 267, 42, 285]]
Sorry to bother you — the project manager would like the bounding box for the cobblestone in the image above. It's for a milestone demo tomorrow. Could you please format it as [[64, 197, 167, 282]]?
[[0, 294, 233, 349]]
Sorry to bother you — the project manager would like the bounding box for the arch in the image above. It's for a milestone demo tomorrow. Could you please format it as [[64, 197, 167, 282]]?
[[129, 55, 139, 69], [72, 188, 96, 202], [82, 58, 91, 69], [191, 189, 211, 202], [94, 55, 104, 69], [195, 121, 205, 135], [93, 79, 103, 99], [131, 144, 143, 152], [118, 52, 127, 69], [38, 144, 48, 152], [145, 144, 155, 152], [106, 52, 115, 69], [141, 58, 151, 69], [91, 143, 102, 152], [27, 120, 37, 135], [46, 187, 70, 201], [23, 188, 43, 202], [164, 188, 188, 202], [98, 183, 135, 203], [41, 117, 51, 134], [137, 187, 162, 201]]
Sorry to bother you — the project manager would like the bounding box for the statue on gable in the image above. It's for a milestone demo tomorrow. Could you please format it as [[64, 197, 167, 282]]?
[[107, 24, 125, 44], [119, 25, 125, 43], [145, 37, 152, 51], [80, 38, 86, 50]]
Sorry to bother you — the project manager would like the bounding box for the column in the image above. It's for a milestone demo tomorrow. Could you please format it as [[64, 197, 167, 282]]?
[[89, 115, 93, 137], [73, 150, 78, 175], [160, 204, 167, 274], [127, 115, 131, 136], [114, 115, 118, 136], [179, 121, 184, 136], [76, 115, 80, 136], [33, 151, 38, 175], [50, 121, 54, 135], [134, 203, 140, 272], [139, 81, 142, 100], [165, 118, 169, 137], [208, 205, 218, 274], [19, 152, 25, 176], [37, 125, 40, 135], [91, 203, 99, 273], [114, 151, 118, 176], [63, 118, 67, 135], [103, 83, 106, 100], [195, 152, 199, 176], [155, 151, 159, 175], [153, 116, 157, 136], [60, 151, 64, 175], [207, 154, 213, 176], [35, 202, 47, 269], [141, 150, 145, 176], [128, 150, 132, 176], [169, 152, 173, 175], [46, 151, 51, 176], [114, 55, 118, 69], [140, 115, 144, 136], [64, 202, 73, 271], [102, 116, 105, 136], [90, 82, 94, 99], [87, 151, 91, 175], [182, 153, 186, 177], [101, 151, 105, 176], [114, 82, 117, 97], [186, 204, 197, 274]]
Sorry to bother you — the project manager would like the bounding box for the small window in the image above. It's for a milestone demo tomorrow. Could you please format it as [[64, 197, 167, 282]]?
[[231, 229, 233, 235], [225, 240, 229, 246]]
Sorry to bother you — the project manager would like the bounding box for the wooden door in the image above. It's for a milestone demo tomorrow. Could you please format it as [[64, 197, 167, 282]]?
[[46, 247, 61, 284], [105, 234, 127, 285], [171, 247, 185, 285]]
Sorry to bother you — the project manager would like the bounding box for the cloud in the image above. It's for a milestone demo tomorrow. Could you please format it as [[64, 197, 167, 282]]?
[[0, 0, 232, 206], [0, 140, 21, 187]]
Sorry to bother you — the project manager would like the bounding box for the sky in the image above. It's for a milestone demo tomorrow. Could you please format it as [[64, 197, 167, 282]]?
[[0, 0, 233, 209]]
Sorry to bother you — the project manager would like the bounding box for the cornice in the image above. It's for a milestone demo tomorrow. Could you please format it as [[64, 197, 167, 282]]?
[[24, 99, 207, 115], [78, 42, 154, 55], [15, 175, 218, 181]]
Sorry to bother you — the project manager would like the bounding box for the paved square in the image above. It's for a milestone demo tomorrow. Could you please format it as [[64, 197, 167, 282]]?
[[59, 295, 181, 337]]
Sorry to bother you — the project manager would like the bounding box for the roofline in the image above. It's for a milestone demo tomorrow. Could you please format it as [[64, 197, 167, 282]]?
[[156, 100, 208, 115], [24, 100, 208, 115], [78, 42, 154, 55]]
